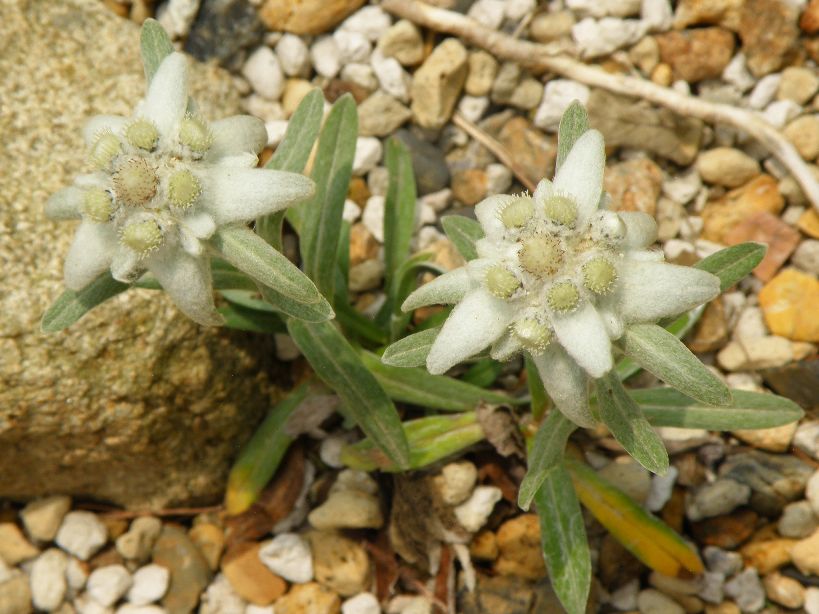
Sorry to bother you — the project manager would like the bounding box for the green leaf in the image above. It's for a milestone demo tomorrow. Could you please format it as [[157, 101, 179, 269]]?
[[360, 350, 518, 410], [526, 354, 549, 421], [341, 412, 485, 472], [41, 273, 129, 333], [694, 242, 766, 292], [534, 464, 590, 614], [218, 303, 286, 333], [595, 374, 669, 475], [258, 89, 325, 249], [461, 358, 502, 388], [519, 410, 576, 510], [334, 301, 388, 345], [224, 384, 309, 515], [382, 327, 440, 367], [383, 137, 418, 302], [210, 226, 332, 321], [140, 19, 174, 84], [633, 387, 804, 430], [556, 101, 590, 172], [441, 215, 483, 261], [618, 323, 732, 406], [299, 94, 358, 300], [287, 319, 410, 469]]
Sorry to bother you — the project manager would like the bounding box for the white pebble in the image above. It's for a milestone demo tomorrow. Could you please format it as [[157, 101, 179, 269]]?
[[363, 195, 386, 242], [568, 0, 642, 17], [454, 486, 502, 532], [265, 120, 289, 148], [342, 592, 381, 614], [55, 511, 108, 561], [419, 188, 452, 213], [642, 0, 673, 30], [156, 0, 200, 39], [116, 606, 166, 614], [749, 73, 782, 109], [762, 99, 802, 128], [75, 593, 115, 614], [30, 548, 68, 611], [533, 79, 590, 131], [504, 0, 536, 21], [334, 29, 372, 64], [722, 53, 755, 92], [806, 587, 819, 614], [245, 606, 275, 614], [200, 573, 247, 614], [341, 6, 392, 41], [126, 564, 169, 606], [258, 533, 313, 583], [457, 95, 489, 123], [310, 36, 342, 79], [342, 200, 363, 224], [468, 0, 506, 28], [645, 465, 678, 512], [415, 226, 446, 251], [371, 49, 411, 102], [241, 46, 284, 101], [486, 164, 513, 195], [341, 63, 379, 91], [353, 137, 384, 176], [275, 34, 310, 77], [67, 556, 89, 591], [572, 17, 647, 59], [87, 565, 133, 607]]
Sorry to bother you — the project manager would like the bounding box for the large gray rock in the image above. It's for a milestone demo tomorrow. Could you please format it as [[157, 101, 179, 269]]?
[[0, 0, 280, 508]]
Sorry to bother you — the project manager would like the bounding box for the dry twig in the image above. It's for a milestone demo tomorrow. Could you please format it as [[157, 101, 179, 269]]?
[[383, 0, 819, 211]]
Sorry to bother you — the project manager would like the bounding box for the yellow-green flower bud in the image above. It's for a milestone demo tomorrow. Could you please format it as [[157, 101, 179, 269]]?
[[485, 265, 520, 299], [518, 234, 563, 278], [500, 197, 534, 228], [82, 188, 114, 222], [547, 281, 580, 313], [113, 158, 158, 206], [179, 115, 212, 153], [89, 132, 122, 169], [121, 219, 163, 255], [513, 318, 551, 351], [167, 169, 201, 209], [582, 257, 617, 295], [543, 194, 578, 226], [125, 119, 159, 151]]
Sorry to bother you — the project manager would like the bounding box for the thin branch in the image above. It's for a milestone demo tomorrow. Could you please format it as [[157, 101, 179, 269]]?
[[451, 112, 538, 193], [80, 503, 222, 519], [383, 0, 819, 212]]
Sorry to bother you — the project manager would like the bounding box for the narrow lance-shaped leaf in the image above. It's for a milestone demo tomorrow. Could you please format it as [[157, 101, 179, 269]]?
[[299, 94, 358, 300], [287, 319, 410, 469], [618, 323, 732, 406], [632, 387, 804, 430], [218, 303, 286, 334], [41, 273, 129, 333], [566, 458, 704, 577], [525, 354, 549, 421], [383, 137, 417, 304], [519, 410, 576, 510], [534, 465, 591, 614], [441, 215, 483, 261], [595, 374, 669, 475], [694, 242, 766, 292], [140, 19, 174, 84], [556, 101, 590, 172], [382, 327, 441, 367]]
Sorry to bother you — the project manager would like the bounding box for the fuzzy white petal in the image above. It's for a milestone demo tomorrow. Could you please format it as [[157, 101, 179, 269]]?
[[626, 248, 665, 262], [596, 300, 625, 340], [111, 249, 143, 283], [179, 227, 204, 256], [402, 267, 473, 312], [426, 289, 512, 374], [195, 167, 315, 225], [532, 178, 553, 206], [490, 331, 522, 361], [64, 221, 118, 291], [553, 129, 605, 226], [205, 115, 268, 163], [142, 53, 188, 137], [532, 345, 594, 428], [83, 115, 127, 146], [213, 153, 260, 168], [617, 261, 720, 323], [181, 212, 217, 239], [619, 211, 658, 249], [552, 302, 613, 378], [475, 194, 515, 240], [46, 187, 84, 220], [146, 248, 223, 326]]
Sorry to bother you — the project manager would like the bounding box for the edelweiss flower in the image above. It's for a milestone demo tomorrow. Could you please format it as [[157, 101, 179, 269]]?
[[46, 52, 314, 326], [402, 129, 720, 427]]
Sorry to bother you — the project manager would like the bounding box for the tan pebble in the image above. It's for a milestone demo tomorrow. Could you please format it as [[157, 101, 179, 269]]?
[[188, 523, 224, 571], [763, 571, 805, 609], [282, 79, 318, 117], [696, 147, 760, 188], [258, 0, 366, 35], [221, 542, 287, 606], [701, 175, 784, 243], [783, 115, 819, 161], [791, 527, 819, 575], [0, 522, 40, 565], [650, 62, 673, 86], [305, 531, 370, 597], [704, 603, 741, 614], [469, 531, 498, 561], [733, 422, 797, 453], [275, 582, 341, 614], [411, 38, 468, 130], [740, 537, 795, 574], [759, 268, 819, 342], [494, 514, 546, 580]]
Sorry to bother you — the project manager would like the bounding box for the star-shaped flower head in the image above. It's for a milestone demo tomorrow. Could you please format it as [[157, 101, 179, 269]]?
[[45, 52, 315, 326], [402, 128, 720, 427]]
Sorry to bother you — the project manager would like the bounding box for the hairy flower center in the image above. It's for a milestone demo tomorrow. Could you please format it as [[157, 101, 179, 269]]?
[[543, 195, 578, 226], [179, 115, 212, 153], [121, 219, 163, 254], [168, 169, 201, 209], [125, 119, 159, 151], [513, 318, 551, 351], [583, 257, 617, 294], [83, 188, 114, 222], [89, 132, 122, 170], [518, 234, 563, 278], [113, 158, 158, 205], [547, 281, 580, 312], [485, 265, 520, 299], [500, 197, 534, 228]]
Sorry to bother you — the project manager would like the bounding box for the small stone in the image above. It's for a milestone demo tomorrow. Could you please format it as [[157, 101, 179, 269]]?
[[764, 571, 805, 609], [0, 522, 39, 565], [723, 211, 800, 281], [410, 38, 468, 130], [808, 587, 819, 614], [258, 0, 366, 35], [258, 533, 313, 583], [598, 457, 652, 505], [637, 588, 685, 614], [306, 531, 370, 597], [701, 175, 784, 243], [689, 298, 729, 352], [222, 542, 286, 606], [275, 582, 341, 614], [778, 500, 818, 538], [334, 30, 371, 64], [704, 546, 743, 576], [188, 522, 224, 571], [393, 129, 450, 195], [722, 52, 756, 92], [340, 63, 378, 92], [153, 526, 212, 614], [242, 47, 284, 101], [55, 512, 107, 562], [116, 517, 162, 563], [686, 479, 751, 521], [572, 17, 647, 59], [763, 99, 802, 129], [673, 0, 744, 29], [778, 67, 819, 104], [497, 116, 557, 186], [377, 20, 423, 66], [645, 466, 679, 512], [469, 531, 498, 562], [31, 548, 68, 611], [457, 95, 489, 123], [486, 163, 512, 195], [362, 195, 385, 242], [795, 421, 819, 460], [467, 0, 506, 28], [759, 269, 819, 342], [310, 36, 341, 79], [352, 137, 383, 176], [723, 568, 765, 612], [698, 571, 725, 604], [750, 73, 782, 110], [275, 34, 310, 77], [803, 0, 819, 32], [126, 564, 169, 606], [454, 486, 502, 533], [655, 28, 735, 83], [0, 573, 33, 614], [358, 92, 411, 137], [184, 0, 264, 71], [494, 514, 546, 580], [432, 461, 478, 506], [696, 148, 760, 188], [629, 36, 660, 75], [793, 240, 819, 275], [530, 10, 575, 42], [157, 0, 201, 39], [88, 564, 133, 607], [199, 572, 247, 614], [465, 51, 498, 97], [783, 115, 819, 161], [717, 336, 794, 371], [799, 209, 819, 239], [733, 422, 797, 453], [451, 169, 488, 206], [739, 0, 800, 77], [740, 537, 795, 574], [610, 578, 639, 610], [371, 49, 410, 102], [604, 157, 663, 216], [341, 592, 379, 614], [340, 5, 391, 41], [21, 496, 72, 542]]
